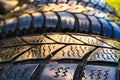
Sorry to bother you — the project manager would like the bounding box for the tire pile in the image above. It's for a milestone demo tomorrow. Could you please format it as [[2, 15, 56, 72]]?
[[0, 0, 120, 80]]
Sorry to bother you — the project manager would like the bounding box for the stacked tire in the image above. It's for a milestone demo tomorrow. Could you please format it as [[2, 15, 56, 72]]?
[[0, 0, 120, 80]]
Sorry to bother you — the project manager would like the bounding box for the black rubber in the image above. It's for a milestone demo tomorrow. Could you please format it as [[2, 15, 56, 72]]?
[[0, 4, 120, 41], [10, 0, 120, 25], [0, 33, 120, 80], [0, 1, 120, 80], [27, 0, 114, 14]]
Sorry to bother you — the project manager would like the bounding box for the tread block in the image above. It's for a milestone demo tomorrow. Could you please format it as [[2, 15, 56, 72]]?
[[93, 11, 107, 18], [104, 39, 120, 49], [0, 46, 31, 62], [75, 14, 90, 32], [39, 0, 48, 4], [18, 14, 32, 30], [88, 48, 120, 62], [5, 18, 17, 33], [21, 35, 55, 44], [78, 1, 87, 6], [51, 4, 70, 12], [38, 4, 54, 12], [84, 35, 120, 49], [98, 2, 105, 8], [109, 22, 120, 41], [32, 12, 44, 29], [95, 1, 105, 10], [82, 0, 90, 3], [52, 45, 95, 59], [0, 37, 25, 47], [57, 0, 68, 3], [82, 65, 116, 80], [88, 16, 101, 34], [66, 5, 86, 13], [48, 0, 57, 3], [82, 7, 96, 15], [90, 0, 98, 5], [58, 12, 75, 30], [68, 0, 77, 5], [27, 1, 38, 8], [71, 35, 102, 45], [0, 21, 4, 34], [99, 18, 112, 38], [44, 12, 58, 28], [103, 5, 113, 13], [47, 34, 83, 43], [0, 64, 38, 80], [16, 44, 64, 61], [38, 0, 68, 4], [83, 8, 107, 18], [39, 63, 78, 80], [87, 3, 95, 8]]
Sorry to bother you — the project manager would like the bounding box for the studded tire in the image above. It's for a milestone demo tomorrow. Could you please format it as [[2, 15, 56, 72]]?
[[0, 2, 120, 80]]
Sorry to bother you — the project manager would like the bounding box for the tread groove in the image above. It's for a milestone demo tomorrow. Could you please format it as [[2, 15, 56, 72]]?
[[74, 47, 97, 80], [84, 14, 93, 33], [10, 46, 34, 62], [117, 59, 120, 80]]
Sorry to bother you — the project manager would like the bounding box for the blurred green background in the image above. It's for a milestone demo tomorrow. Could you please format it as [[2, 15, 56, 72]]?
[[106, 0, 120, 15]]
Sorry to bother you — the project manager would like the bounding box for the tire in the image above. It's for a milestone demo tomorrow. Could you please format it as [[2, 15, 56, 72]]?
[[9, 0, 120, 26], [0, 4, 120, 41], [0, 2, 120, 80], [27, 0, 114, 14], [0, 33, 120, 80], [0, 0, 17, 14]]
